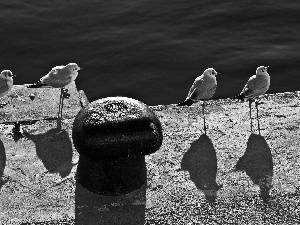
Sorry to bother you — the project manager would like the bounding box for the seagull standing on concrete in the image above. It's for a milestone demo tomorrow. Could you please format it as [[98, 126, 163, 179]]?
[[0, 70, 16, 107], [27, 63, 81, 130], [231, 66, 270, 134], [177, 68, 219, 134]]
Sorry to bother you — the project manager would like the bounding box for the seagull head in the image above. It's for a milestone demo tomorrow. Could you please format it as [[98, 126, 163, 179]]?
[[0, 70, 16, 80], [66, 63, 81, 73], [256, 66, 269, 75], [66, 63, 81, 81], [203, 68, 219, 77]]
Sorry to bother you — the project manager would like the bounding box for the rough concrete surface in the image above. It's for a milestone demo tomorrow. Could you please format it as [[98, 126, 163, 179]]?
[[0, 90, 299, 224], [0, 82, 81, 123]]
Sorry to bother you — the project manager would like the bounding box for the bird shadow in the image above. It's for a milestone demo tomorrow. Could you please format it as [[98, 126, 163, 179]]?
[[234, 133, 273, 202], [0, 138, 7, 190], [180, 134, 221, 203], [23, 128, 75, 178]]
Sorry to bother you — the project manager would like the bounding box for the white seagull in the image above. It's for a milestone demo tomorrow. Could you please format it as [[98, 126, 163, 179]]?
[[27, 63, 81, 130], [177, 68, 219, 134], [231, 66, 270, 134], [0, 70, 16, 107]]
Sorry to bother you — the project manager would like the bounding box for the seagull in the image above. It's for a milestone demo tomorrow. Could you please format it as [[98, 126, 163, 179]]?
[[231, 66, 270, 134], [177, 68, 219, 134], [0, 70, 16, 107], [27, 63, 81, 130]]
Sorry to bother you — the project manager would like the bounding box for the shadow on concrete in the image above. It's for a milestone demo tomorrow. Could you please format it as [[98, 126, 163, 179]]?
[[12, 124, 24, 142], [0, 138, 7, 190], [74, 159, 147, 225], [234, 133, 273, 202], [257, 188, 300, 224], [23, 128, 75, 178], [13, 132, 24, 143], [181, 134, 221, 203]]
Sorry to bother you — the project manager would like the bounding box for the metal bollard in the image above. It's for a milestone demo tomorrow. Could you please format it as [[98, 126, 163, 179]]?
[[72, 97, 163, 196]]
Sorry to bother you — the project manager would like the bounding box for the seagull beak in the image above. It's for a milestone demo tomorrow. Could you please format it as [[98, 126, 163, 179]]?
[[78, 67, 82, 71], [216, 72, 221, 75], [12, 74, 17, 77]]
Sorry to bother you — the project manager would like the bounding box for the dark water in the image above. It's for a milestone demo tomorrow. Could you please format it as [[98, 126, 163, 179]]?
[[1, 1, 299, 105]]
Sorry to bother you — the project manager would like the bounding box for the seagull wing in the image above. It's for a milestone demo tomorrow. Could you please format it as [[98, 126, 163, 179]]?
[[186, 75, 206, 101], [0, 77, 10, 97], [187, 75, 217, 101], [241, 75, 269, 99], [40, 66, 72, 87], [44, 65, 71, 80]]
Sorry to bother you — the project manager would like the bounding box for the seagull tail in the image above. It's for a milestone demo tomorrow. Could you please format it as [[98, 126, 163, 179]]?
[[177, 98, 195, 106], [231, 93, 246, 102], [26, 81, 47, 88]]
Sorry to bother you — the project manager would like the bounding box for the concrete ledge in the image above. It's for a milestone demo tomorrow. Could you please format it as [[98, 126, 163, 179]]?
[[0, 82, 82, 124], [0, 91, 299, 224]]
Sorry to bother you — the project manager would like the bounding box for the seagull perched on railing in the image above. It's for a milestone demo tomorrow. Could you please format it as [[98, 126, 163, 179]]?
[[0, 70, 17, 107], [27, 63, 81, 130], [231, 66, 270, 134], [177, 68, 219, 134]]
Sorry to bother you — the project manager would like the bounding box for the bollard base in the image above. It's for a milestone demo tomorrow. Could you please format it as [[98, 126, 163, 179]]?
[[76, 154, 147, 196], [75, 181, 147, 225]]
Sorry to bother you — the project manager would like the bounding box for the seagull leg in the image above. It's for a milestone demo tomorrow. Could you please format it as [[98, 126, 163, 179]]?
[[249, 100, 253, 133], [60, 89, 65, 122], [255, 100, 261, 135], [202, 102, 206, 135], [57, 88, 63, 130]]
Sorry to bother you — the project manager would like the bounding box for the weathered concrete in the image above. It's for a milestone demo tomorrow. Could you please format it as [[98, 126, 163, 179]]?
[[0, 82, 82, 124], [0, 90, 299, 224]]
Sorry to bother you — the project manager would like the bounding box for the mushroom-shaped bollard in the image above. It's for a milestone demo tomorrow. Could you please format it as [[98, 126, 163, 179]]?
[[72, 97, 163, 195]]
